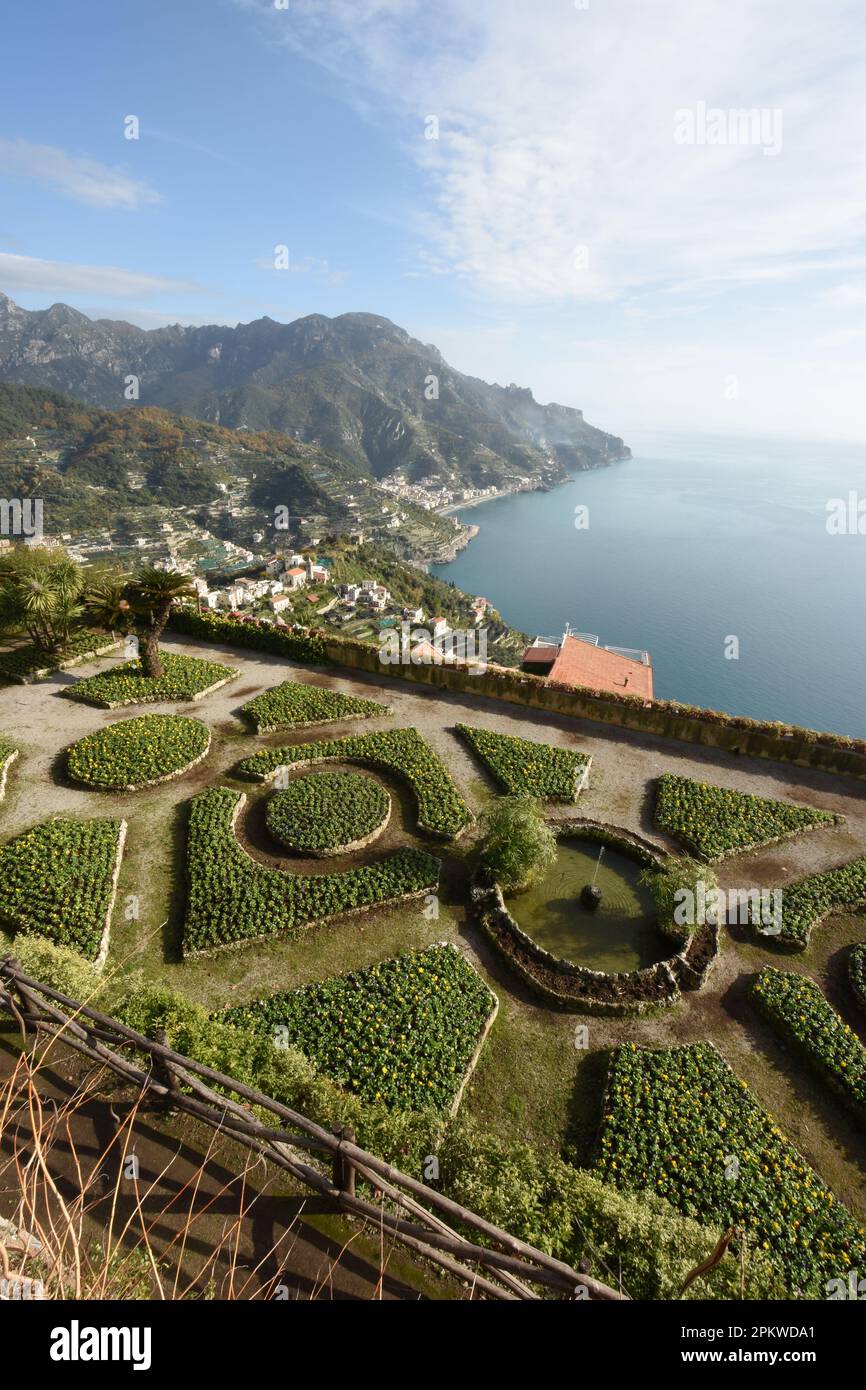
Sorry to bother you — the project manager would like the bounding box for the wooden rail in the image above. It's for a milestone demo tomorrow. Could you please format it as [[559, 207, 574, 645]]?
[[0, 956, 627, 1302]]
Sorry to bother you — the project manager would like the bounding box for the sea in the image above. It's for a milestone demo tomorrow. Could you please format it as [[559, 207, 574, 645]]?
[[430, 431, 866, 739]]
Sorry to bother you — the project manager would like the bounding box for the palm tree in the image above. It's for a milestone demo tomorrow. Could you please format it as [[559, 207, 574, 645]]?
[[124, 568, 196, 678], [0, 548, 84, 653], [82, 574, 133, 638]]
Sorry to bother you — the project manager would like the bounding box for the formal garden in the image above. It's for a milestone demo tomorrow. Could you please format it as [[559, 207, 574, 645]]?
[[1, 575, 865, 1299]]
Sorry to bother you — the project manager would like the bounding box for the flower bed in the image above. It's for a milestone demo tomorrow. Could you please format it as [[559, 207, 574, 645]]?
[[220, 943, 496, 1113], [0, 739, 17, 801], [67, 715, 211, 791], [0, 630, 122, 684], [265, 772, 390, 855], [850, 943, 866, 1013], [62, 652, 238, 708], [0, 816, 126, 960], [183, 786, 440, 955], [238, 727, 472, 840], [654, 773, 841, 862], [596, 1041, 866, 1296], [751, 854, 866, 951], [169, 607, 329, 664], [241, 678, 388, 733], [751, 968, 866, 1123], [456, 724, 590, 800]]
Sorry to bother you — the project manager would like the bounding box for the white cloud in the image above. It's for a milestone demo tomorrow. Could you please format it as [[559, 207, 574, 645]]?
[[0, 137, 161, 210], [243, 0, 866, 305], [0, 253, 201, 298]]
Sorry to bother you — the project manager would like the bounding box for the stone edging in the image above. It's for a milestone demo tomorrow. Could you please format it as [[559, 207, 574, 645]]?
[[449, 969, 499, 1118], [247, 706, 392, 734], [94, 819, 128, 971], [0, 748, 19, 802], [182, 792, 440, 959], [751, 979, 866, 1126], [3, 638, 124, 685], [849, 944, 866, 1012], [69, 733, 212, 794], [759, 896, 866, 954]]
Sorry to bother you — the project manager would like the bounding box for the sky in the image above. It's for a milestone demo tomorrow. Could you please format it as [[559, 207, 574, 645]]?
[[2, 0, 866, 442]]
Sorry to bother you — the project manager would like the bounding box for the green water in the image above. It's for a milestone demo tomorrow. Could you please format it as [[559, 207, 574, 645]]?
[[505, 840, 665, 973]]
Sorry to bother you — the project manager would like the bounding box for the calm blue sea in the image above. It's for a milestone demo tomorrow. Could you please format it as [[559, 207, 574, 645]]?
[[431, 432, 866, 738]]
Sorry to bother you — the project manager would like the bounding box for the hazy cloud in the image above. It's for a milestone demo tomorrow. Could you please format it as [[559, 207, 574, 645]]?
[[0, 137, 161, 210], [0, 253, 201, 298]]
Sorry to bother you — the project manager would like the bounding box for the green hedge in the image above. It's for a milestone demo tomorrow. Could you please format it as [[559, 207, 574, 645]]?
[[169, 607, 329, 664], [456, 724, 589, 800], [241, 678, 388, 732], [596, 1041, 866, 1296], [63, 652, 237, 707], [238, 727, 472, 840], [265, 772, 389, 853], [0, 817, 124, 958], [67, 714, 211, 790], [221, 943, 494, 1111], [752, 968, 866, 1120], [183, 786, 440, 954], [753, 855, 866, 951], [655, 773, 840, 862]]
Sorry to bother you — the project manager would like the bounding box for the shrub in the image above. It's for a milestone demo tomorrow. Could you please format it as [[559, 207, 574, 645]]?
[[242, 679, 388, 732], [67, 714, 210, 790], [62, 652, 237, 707], [183, 786, 440, 954], [596, 1041, 866, 1295], [654, 773, 841, 862], [169, 607, 329, 664], [752, 969, 866, 1120], [0, 817, 125, 958], [475, 796, 557, 892], [639, 856, 717, 938], [752, 855, 866, 951], [456, 724, 590, 800], [221, 944, 495, 1111], [1, 930, 102, 1000], [265, 772, 389, 853], [238, 727, 472, 839]]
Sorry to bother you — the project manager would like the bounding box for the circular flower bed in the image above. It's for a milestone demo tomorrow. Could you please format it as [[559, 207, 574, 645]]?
[[67, 714, 211, 791], [265, 771, 390, 856]]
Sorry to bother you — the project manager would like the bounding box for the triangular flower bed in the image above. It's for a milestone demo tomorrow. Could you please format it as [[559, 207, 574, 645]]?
[[0, 816, 126, 961], [241, 679, 389, 733], [654, 773, 841, 862], [456, 724, 590, 800], [220, 943, 497, 1113]]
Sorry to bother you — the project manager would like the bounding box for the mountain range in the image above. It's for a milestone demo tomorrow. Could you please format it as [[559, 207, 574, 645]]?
[[0, 293, 629, 491]]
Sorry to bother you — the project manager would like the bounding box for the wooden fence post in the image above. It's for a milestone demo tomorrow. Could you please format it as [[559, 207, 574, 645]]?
[[333, 1126, 356, 1199], [153, 1029, 181, 1109]]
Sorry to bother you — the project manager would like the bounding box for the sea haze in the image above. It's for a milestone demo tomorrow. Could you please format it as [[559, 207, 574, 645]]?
[[431, 432, 866, 739]]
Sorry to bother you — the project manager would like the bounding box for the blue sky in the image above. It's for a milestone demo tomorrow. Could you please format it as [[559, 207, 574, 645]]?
[[3, 0, 866, 441]]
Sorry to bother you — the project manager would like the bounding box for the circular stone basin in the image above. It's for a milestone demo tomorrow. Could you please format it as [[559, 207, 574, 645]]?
[[505, 838, 667, 972], [67, 714, 211, 791], [265, 771, 390, 856]]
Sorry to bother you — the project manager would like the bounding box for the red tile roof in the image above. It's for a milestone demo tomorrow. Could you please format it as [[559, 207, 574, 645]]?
[[546, 635, 654, 700]]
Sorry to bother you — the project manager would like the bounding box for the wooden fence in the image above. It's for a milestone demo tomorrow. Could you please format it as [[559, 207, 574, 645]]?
[[0, 956, 626, 1302]]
